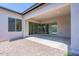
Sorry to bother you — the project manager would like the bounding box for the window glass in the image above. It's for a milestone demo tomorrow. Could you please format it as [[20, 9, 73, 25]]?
[[8, 17, 15, 31], [49, 23, 57, 34], [16, 19, 22, 31]]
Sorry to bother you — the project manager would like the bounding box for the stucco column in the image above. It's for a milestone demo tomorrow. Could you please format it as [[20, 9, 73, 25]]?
[[71, 4, 79, 55], [22, 20, 29, 37]]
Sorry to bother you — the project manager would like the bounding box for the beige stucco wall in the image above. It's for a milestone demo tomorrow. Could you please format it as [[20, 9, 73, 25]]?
[[0, 9, 23, 41], [56, 15, 70, 38]]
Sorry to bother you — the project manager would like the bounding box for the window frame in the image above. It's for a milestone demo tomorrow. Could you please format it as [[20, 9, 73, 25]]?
[[8, 17, 22, 32]]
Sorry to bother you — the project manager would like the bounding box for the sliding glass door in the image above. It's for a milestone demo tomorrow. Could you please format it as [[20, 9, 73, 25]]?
[[29, 22, 49, 35]]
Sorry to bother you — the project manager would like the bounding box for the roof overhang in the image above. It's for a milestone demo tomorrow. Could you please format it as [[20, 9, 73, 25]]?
[[27, 4, 70, 24], [0, 3, 45, 15], [0, 6, 22, 14], [22, 3, 45, 15]]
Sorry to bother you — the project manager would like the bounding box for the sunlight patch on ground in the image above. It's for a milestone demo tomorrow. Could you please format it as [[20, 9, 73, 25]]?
[[25, 37, 68, 51]]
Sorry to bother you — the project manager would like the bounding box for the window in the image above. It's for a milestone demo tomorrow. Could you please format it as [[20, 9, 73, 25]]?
[[8, 17, 15, 31], [8, 17, 22, 32], [49, 23, 57, 34], [16, 19, 22, 31]]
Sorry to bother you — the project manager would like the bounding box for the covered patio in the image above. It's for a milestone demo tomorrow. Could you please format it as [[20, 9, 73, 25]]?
[[25, 4, 70, 37], [24, 4, 71, 52], [22, 4, 71, 55]]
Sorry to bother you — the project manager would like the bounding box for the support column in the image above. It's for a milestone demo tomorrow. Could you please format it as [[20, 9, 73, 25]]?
[[22, 20, 29, 37], [71, 4, 79, 55]]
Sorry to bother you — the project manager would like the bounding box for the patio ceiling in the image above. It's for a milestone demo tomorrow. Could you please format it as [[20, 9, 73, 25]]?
[[28, 4, 70, 23]]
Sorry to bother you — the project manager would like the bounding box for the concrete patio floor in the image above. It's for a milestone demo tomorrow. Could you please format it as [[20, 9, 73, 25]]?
[[26, 34, 70, 51], [0, 34, 70, 56]]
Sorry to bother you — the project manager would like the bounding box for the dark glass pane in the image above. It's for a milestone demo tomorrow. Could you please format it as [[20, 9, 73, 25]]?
[[49, 23, 57, 34], [8, 17, 15, 31], [16, 19, 22, 31]]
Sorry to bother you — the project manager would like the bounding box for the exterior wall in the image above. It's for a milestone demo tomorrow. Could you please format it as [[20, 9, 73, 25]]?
[[56, 15, 70, 38], [71, 4, 79, 55], [0, 9, 23, 41]]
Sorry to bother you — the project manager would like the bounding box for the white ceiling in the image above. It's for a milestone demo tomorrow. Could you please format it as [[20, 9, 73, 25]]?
[[29, 4, 70, 23]]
